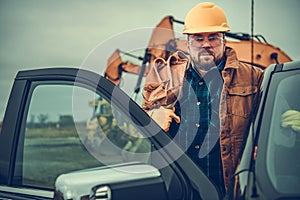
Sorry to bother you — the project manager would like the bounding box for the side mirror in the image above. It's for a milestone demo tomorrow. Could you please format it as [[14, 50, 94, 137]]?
[[53, 162, 167, 200]]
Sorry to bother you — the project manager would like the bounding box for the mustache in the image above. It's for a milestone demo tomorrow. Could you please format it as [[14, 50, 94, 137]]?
[[198, 49, 214, 55]]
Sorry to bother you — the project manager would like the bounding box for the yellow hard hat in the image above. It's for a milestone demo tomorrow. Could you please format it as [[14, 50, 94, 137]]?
[[183, 2, 230, 34]]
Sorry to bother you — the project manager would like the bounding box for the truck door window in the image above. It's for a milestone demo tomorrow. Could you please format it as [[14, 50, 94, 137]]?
[[266, 73, 300, 194], [14, 83, 151, 189]]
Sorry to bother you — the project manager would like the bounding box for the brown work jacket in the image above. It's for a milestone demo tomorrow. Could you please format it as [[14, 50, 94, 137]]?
[[143, 47, 263, 190], [217, 47, 263, 189]]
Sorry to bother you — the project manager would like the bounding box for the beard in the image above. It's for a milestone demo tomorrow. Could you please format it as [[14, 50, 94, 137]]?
[[192, 49, 222, 72]]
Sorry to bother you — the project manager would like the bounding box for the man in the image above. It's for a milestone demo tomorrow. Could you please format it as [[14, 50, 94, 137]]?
[[143, 2, 263, 195]]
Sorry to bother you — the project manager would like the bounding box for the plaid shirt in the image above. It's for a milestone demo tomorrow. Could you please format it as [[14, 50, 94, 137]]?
[[170, 56, 226, 194]]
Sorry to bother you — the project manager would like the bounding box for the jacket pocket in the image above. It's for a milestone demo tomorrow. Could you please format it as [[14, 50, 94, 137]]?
[[227, 86, 258, 131], [228, 86, 258, 97]]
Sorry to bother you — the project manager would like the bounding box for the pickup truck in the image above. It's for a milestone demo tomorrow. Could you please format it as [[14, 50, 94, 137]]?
[[0, 61, 299, 200]]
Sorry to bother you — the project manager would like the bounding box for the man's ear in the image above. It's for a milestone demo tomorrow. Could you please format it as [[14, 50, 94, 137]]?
[[186, 37, 191, 52], [186, 41, 189, 51], [223, 38, 227, 51]]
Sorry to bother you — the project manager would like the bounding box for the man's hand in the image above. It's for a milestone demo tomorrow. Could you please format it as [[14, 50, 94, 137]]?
[[281, 110, 300, 132], [147, 107, 180, 132]]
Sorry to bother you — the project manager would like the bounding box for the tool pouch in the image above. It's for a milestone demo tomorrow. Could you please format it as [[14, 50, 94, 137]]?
[[142, 51, 190, 110]]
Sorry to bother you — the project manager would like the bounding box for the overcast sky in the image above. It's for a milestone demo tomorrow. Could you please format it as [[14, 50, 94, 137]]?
[[1, 0, 300, 120]]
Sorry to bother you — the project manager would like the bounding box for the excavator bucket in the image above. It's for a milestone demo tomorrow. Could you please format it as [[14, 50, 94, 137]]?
[[104, 49, 123, 85], [105, 49, 147, 86], [122, 61, 146, 76]]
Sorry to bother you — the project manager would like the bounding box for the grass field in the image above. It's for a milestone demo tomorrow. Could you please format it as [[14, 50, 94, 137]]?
[[21, 126, 150, 188]]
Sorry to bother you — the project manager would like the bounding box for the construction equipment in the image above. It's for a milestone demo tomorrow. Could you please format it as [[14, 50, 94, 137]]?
[[89, 15, 292, 142], [104, 16, 292, 90]]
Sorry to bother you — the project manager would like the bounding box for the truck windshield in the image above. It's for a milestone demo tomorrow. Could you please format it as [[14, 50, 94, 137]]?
[[266, 73, 300, 194]]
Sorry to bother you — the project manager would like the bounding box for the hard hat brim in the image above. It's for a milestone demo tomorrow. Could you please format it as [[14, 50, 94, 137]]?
[[183, 26, 230, 34]]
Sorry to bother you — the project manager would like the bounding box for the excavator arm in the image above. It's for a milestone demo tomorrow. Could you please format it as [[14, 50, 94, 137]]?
[[103, 16, 292, 89], [89, 16, 293, 142]]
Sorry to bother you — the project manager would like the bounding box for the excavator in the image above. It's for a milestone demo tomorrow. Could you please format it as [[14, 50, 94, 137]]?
[[86, 15, 292, 149], [103, 16, 292, 88]]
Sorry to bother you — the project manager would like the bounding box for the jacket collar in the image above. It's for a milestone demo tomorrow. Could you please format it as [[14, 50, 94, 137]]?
[[223, 47, 239, 70]]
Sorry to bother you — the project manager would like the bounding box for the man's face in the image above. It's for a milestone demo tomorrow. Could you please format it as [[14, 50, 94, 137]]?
[[187, 32, 226, 71]]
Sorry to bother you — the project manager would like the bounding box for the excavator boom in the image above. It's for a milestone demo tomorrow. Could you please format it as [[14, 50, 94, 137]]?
[[104, 16, 292, 88]]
